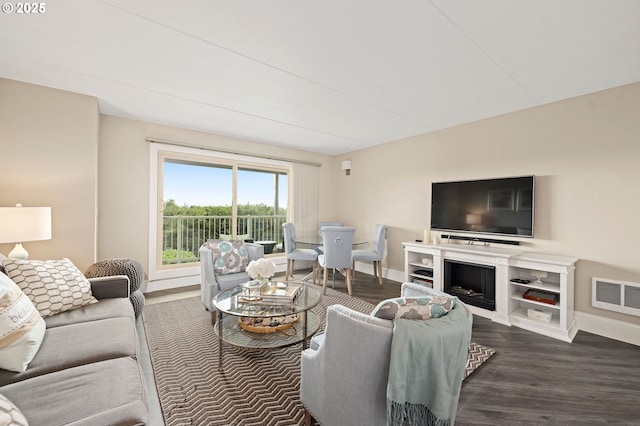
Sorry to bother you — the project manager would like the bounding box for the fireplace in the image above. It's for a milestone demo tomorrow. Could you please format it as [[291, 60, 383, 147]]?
[[444, 259, 496, 311]]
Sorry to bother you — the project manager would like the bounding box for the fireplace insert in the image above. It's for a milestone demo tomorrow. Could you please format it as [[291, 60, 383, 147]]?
[[444, 259, 496, 311]]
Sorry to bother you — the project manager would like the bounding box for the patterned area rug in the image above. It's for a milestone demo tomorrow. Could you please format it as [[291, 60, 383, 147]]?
[[143, 288, 495, 426]]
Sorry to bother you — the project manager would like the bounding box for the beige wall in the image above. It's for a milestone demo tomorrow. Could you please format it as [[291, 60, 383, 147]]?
[[98, 115, 334, 272], [0, 79, 98, 270], [3, 76, 640, 332], [335, 81, 640, 326]]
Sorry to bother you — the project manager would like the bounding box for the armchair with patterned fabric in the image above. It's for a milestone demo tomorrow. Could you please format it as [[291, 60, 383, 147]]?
[[199, 239, 264, 324]]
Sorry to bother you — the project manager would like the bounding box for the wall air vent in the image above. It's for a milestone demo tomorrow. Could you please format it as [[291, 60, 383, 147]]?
[[592, 278, 640, 317]]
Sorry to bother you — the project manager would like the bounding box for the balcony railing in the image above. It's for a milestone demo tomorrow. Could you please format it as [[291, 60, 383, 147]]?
[[162, 214, 287, 265]]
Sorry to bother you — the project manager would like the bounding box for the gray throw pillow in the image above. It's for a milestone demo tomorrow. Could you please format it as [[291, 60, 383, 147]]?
[[371, 295, 456, 320]]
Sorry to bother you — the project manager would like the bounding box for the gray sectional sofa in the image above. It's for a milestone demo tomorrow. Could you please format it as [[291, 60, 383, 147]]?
[[0, 274, 149, 425]]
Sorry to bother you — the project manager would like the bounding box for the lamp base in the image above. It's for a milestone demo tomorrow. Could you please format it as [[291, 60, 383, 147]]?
[[8, 242, 29, 260]]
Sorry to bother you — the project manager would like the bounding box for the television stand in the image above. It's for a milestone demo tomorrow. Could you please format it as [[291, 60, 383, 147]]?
[[403, 241, 578, 342]]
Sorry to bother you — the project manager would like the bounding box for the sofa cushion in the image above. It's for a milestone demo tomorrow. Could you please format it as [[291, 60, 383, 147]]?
[[0, 357, 148, 426], [206, 240, 249, 275], [215, 271, 251, 292], [44, 298, 133, 329], [3, 258, 98, 318], [0, 316, 138, 387], [0, 273, 46, 373], [0, 393, 28, 425], [371, 295, 456, 320]]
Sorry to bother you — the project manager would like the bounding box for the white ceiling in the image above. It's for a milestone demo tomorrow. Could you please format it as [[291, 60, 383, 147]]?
[[1, 0, 639, 155]]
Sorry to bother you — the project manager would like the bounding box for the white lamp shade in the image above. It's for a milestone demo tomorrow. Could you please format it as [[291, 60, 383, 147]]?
[[341, 160, 352, 170], [0, 206, 52, 243]]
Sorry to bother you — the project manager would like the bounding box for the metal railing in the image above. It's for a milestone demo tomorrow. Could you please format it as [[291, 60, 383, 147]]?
[[162, 215, 286, 265]]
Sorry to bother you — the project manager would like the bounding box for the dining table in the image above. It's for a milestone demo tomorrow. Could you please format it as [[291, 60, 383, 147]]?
[[292, 235, 368, 282]]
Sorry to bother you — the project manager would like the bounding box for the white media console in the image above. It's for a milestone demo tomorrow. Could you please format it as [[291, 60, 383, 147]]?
[[403, 241, 579, 342]]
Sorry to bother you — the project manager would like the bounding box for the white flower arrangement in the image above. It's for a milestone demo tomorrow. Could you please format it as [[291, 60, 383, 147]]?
[[246, 258, 276, 282]]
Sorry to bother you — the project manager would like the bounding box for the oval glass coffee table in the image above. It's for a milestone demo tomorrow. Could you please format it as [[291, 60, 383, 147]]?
[[212, 281, 322, 368]]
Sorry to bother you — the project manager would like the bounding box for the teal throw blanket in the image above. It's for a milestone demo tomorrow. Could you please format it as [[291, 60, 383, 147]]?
[[387, 303, 472, 426]]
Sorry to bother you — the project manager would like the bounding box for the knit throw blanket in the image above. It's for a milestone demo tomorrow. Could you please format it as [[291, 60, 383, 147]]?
[[386, 303, 472, 426]]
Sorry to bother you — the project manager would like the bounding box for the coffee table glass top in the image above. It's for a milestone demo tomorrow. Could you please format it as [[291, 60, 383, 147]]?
[[213, 281, 322, 318]]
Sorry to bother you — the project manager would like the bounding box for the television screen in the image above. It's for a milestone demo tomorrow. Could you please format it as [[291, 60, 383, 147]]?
[[431, 176, 534, 238]]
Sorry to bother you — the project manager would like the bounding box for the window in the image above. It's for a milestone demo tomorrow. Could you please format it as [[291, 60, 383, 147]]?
[[149, 143, 290, 285]]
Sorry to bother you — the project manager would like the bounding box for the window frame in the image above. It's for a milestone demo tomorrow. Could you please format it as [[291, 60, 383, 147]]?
[[148, 142, 291, 287]]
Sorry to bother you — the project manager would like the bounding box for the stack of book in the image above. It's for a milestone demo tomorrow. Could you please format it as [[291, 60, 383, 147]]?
[[260, 282, 303, 304]]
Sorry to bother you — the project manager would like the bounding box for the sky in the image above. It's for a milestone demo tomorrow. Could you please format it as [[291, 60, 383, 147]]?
[[163, 162, 288, 208]]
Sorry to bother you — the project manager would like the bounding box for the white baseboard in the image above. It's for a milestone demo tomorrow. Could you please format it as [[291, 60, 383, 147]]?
[[144, 274, 200, 293], [353, 261, 404, 283], [575, 311, 640, 346]]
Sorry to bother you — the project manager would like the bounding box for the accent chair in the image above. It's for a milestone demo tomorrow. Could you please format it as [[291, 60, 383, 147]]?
[[351, 224, 387, 285], [318, 226, 355, 295], [199, 239, 264, 324], [282, 223, 318, 282], [300, 283, 472, 426]]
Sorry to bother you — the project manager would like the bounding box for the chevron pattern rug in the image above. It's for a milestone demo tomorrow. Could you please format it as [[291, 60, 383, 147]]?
[[143, 288, 495, 426]]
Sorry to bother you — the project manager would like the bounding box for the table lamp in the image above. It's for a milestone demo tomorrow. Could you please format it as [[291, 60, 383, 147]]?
[[0, 204, 52, 259]]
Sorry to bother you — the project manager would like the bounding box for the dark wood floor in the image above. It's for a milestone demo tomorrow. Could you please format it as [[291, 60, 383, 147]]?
[[322, 270, 640, 425], [150, 269, 640, 425]]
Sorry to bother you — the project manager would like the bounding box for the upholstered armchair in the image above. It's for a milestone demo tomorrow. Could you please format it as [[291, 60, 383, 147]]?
[[300, 283, 472, 426], [199, 240, 264, 322]]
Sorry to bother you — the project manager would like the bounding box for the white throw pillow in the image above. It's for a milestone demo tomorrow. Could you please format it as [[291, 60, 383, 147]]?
[[0, 393, 29, 425], [0, 272, 46, 373], [2, 258, 98, 318]]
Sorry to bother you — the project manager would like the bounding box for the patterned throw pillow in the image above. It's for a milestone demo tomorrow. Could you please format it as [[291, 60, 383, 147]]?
[[371, 295, 456, 320], [0, 393, 29, 425], [206, 240, 249, 275], [0, 272, 46, 373], [2, 258, 98, 318]]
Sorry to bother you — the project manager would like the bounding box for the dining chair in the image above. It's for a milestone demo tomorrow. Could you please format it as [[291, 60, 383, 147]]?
[[314, 222, 344, 256], [351, 224, 386, 285], [318, 226, 356, 295], [282, 223, 318, 282], [318, 221, 342, 232]]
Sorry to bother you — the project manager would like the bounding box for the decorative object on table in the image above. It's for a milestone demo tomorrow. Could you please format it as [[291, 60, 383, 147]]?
[[531, 270, 548, 284], [240, 280, 264, 301], [85, 258, 145, 317], [260, 282, 302, 304], [523, 288, 559, 305], [237, 313, 300, 334], [0, 204, 51, 260], [246, 258, 276, 285]]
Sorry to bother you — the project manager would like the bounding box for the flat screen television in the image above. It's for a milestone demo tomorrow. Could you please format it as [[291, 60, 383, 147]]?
[[431, 176, 534, 238]]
